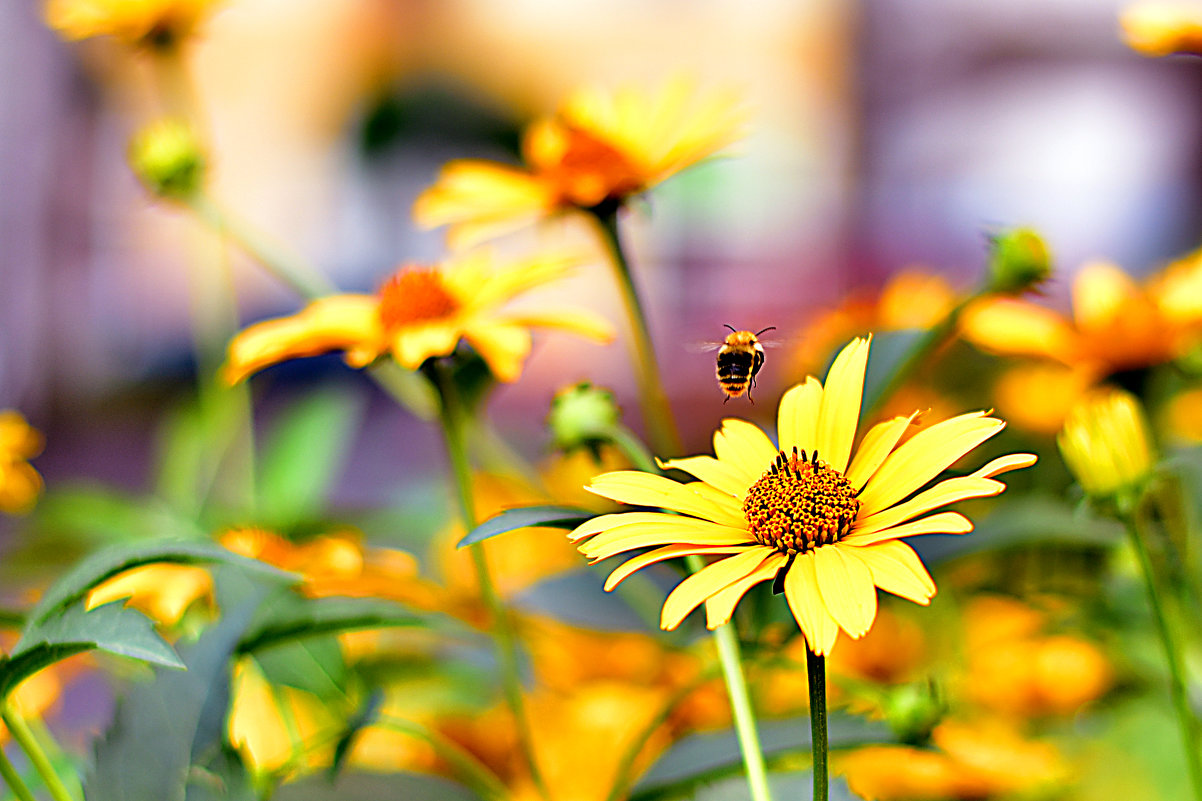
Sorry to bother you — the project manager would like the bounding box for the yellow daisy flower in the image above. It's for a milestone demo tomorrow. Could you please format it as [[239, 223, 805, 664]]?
[[44, 0, 221, 47], [222, 252, 614, 385], [1058, 387, 1156, 501], [0, 411, 45, 516], [413, 79, 744, 248], [570, 337, 1035, 655]]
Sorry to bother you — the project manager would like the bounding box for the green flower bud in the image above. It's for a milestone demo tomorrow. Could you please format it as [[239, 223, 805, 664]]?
[[548, 382, 621, 455], [128, 119, 205, 199], [987, 227, 1052, 295], [883, 680, 945, 745]]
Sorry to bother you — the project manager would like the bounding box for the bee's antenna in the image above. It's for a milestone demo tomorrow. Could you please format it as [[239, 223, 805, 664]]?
[[723, 324, 738, 334], [755, 326, 777, 337]]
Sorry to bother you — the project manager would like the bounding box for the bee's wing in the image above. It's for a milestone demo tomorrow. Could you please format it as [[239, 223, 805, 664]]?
[[686, 340, 726, 353]]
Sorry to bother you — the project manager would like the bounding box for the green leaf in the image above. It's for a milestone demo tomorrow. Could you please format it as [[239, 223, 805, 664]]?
[[27, 540, 289, 627], [236, 595, 436, 657], [329, 690, 384, 779], [255, 387, 365, 528], [457, 505, 593, 548], [252, 637, 347, 700]]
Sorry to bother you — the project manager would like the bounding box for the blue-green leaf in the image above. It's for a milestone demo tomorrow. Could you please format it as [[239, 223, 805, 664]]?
[[457, 505, 593, 548]]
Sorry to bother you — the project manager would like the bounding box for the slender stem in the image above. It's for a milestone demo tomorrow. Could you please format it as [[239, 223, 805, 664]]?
[[0, 745, 37, 801], [805, 648, 829, 801], [604, 423, 660, 474], [377, 715, 510, 801], [428, 362, 548, 801], [590, 207, 682, 457], [1125, 511, 1202, 801], [686, 556, 774, 801], [0, 707, 75, 801]]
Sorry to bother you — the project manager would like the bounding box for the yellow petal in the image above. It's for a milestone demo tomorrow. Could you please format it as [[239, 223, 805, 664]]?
[[971, 452, 1038, 478], [844, 412, 920, 491], [493, 308, 616, 344], [412, 161, 557, 249], [841, 511, 973, 547], [570, 511, 690, 542], [704, 552, 787, 629], [857, 412, 1005, 517], [587, 471, 738, 524], [815, 336, 870, 473], [814, 545, 877, 639], [462, 321, 532, 382], [603, 545, 749, 591], [778, 377, 823, 458], [392, 323, 463, 371], [661, 547, 773, 630], [580, 519, 752, 561], [460, 253, 579, 310], [658, 455, 748, 498], [855, 476, 1006, 537], [713, 418, 778, 481], [850, 540, 936, 605], [960, 297, 1077, 364], [685, 482, 750, 527], [222, 295, 381, 385], [1072, 261, 1141, 334], [784, 552, 840, 655]]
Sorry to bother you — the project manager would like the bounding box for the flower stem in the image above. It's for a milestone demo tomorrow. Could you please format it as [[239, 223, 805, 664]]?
[[686, 556, 774, 801], [0, 707, 75, 801], [0, 745, 37, 801], [1125, 510, 1202, 801], [805, 647, 829, 801], [604, 423, 660, 474], [427, 361, 549, 801], [591, 207, 682, 457]]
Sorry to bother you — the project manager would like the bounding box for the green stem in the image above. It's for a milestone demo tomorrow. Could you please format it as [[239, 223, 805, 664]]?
[[604, 423, 660, 474], [0, 745, 37, 801], [1125, 510, 1202, 801], [806, 648, 828, 801], [427, 362, 549, 801], [1, 707, 75, 801], [686, 556, 774, 801], [377, 715, 511, 801], [590, 207, 682, 457]]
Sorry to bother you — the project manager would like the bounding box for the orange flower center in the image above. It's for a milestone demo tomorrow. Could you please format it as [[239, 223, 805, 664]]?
[[543, 125, 645, 208], [378, 266, 460, 331], [743, 449, 860, 554]]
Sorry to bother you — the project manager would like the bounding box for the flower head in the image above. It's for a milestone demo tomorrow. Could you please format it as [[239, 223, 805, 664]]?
[[44, 0, 222, 47], [128, 118, 206, 199], [0, 411, 44, 515], [222, 252, 613, 384], [1058, 387, 1156, 503], [414, 79, 744, 248], [571, 337, 1036, 655], [1121, 1, 1202, 56]]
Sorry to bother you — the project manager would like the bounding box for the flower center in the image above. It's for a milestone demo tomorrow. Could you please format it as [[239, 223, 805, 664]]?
[[378, 266, 461, 331], [743, 449, 860, 554], [544, 125, 644, 207]]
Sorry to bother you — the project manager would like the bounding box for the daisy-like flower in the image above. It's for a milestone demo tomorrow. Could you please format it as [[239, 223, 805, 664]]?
[[44, 0, 222, 47], [413, 79, 744, 249], [0, 411, 44, 515], [222, 252, 614, 385], [570, 337, 1035, 655]]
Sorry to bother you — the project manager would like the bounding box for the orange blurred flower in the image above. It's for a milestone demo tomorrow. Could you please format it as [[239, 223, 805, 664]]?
[[86, 562, 215, 627], [44, 0, 221, 47], [414, 79, 744, 248], [0, 411, 44, 515], [223, 252, 612, 385], [828, 605, 927, 685], [1121, 1, 1202, 56]]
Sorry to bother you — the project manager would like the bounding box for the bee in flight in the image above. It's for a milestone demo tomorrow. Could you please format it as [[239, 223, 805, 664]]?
[[707, 325, 777, 403]]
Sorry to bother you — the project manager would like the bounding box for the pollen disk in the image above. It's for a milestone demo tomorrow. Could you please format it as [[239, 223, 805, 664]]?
[[743, 449, 860, 554], [379, 267, 461, 330]]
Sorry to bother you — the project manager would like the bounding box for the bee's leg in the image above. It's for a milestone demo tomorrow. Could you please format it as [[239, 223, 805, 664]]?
[[723, 394, 731, 404]]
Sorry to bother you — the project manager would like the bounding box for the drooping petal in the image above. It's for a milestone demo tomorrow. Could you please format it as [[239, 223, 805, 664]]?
[[851, 540, 936, 605], [972, 453, 1038, 478], [854, 476, 1006, 536], [392, 323, 464, 371], [661, 547, 775, 630], [586, 472, 747, 527], [713, 419, 777, 484], [815, 336, 871, 473], [570, 511, 694, 543], [602, 545, 749, 591], [814, 545, 878, 639], [580, 519, 753, 561], [658, 455, 749, 498], [841, 511, 973, 547], [844, 412, 920, 491], [704, 552, 788, 629], [784, 552, 840, 656], [778, 377, 823, 457], [412, 161, 558, 250], [462, 321, 533, 382], [223, 295, 382, 384], [857, 412, 1005, 517]]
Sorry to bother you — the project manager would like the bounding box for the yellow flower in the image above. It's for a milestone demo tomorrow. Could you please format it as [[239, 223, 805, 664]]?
[[222, 252, 613, 385], [1058, 387, 1156, 500], [0, 411, 44, 515], [414, 79, 743, 248], [86, 563, 215, 627], [961, 260, 1198, 377], [1121, 1, 1202, 56], [570, 337, 1036, 655], [44, 0, 221, 46]]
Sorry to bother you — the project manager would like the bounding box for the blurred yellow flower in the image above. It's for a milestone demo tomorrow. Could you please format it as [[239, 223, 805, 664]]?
[[414, 79, 744, 248], [1121, 1, 1202, 56], [827, 605, 927, 685], [86, 563, 215, 627], [572, 337, 1036, 655], [44, 0, 221, 46], [222, 253, 613, 385], [0, 411, 45, 515], [1058, 388, 1156, 501], [1165, 386, 1202, 442], [991, 362, 1094, 435]]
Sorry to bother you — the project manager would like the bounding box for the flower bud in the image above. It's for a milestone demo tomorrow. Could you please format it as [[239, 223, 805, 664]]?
[[128, 119, 205, 199], [986, 227, 1052, 295], [1058, 388, 1155, 507], [547, 382, 621, 455]]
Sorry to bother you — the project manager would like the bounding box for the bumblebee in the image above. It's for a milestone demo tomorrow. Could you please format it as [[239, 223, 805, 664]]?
[[712, 325, 776, 403]]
